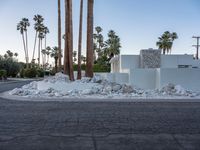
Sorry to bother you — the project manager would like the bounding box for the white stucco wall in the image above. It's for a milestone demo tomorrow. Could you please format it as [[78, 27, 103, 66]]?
[[159, 68, 200, 91], [120, 55, 140, 71], [161, 55, 194, 68], [129, 69, 156, 89], [106, 73, 129, 84]]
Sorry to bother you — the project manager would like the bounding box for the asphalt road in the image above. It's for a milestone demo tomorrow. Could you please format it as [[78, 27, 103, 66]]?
[[0, 81, 200, 150]]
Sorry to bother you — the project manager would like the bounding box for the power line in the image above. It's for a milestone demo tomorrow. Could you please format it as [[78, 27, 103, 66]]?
[[192, 36, 200, 59]]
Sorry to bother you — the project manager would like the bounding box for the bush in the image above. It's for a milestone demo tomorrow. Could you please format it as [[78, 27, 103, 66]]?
[[93, 64, 110, 72], [37, 69, 44, 77], [44, 70, 50, 76], [50, 68, 56, 76], [73, 64, 109, 72], [20, 68, 25, 78], [24, 68, 37, 78], [0, 58, 22, 77], [0, 69, 7, 80]]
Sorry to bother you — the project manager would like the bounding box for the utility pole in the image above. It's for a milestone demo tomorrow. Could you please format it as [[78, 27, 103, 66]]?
[[192, 36, 200, 59]]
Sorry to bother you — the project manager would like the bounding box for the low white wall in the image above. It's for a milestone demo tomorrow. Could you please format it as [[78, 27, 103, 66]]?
[[129, 69, 156, 89], [120, 55, 139, 71], [105, 73, 129, 84], [159, 68, 200, 91]]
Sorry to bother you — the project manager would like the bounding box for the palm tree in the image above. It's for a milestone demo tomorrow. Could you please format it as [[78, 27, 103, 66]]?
[[41, 49, 46, 68], [37, 25, 45, 65], [22, 18, 30, 64], [81, 55, 86, 65], [32, 15, 44, 62], [170, 32, 178, 54], [73, 51, 77, 63], [50, 47, 59, 73], [156, 31, 177, 55], [104, 30, 121, 58], [64, 0, 74, 80], [14, 53, 18, 57], [45, 46, 51, 64], [94, 26, 104, 58], [43, 26, 49, 49], [77, 0, 83, 79], [58, 0, 62, 72], [86, 0, 94, 78], [17, 18, 30, 67]]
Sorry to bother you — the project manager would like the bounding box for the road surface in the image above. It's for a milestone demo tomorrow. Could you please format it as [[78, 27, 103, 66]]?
[[0, 80, 200, 150]]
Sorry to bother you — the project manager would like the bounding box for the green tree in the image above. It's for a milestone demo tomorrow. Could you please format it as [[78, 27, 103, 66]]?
[[104, 30, 121, 59], [43, 26, 49, 49], [32, 15, 44, 63], [156, 31, 178, 55], [73, 51, 77, 64], [93, 26, 105, 58], [17, 18, 30, 67], [45, 46, 51, 64], [50, 47, 59, 73]]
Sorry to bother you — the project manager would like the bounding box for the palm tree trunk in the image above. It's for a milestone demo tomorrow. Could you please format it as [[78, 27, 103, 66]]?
[[22, 34, 28, 68], [64, 0, 69, 75], [58, 0, 62, 72], [45, 35, 47, 49], [32, 31, 38, 62], [38, 38, 41, 65], [55, 58, 58, 73], [41, 39, 44, 68], [77, 0, 83, 80], [67, 0, 74, 81], [86, 0, 94, 78], [25, 31, 29, 64]]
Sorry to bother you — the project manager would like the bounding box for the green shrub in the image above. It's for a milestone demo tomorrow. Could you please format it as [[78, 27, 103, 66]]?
[[93, 64, 110, 72], [73, 64, 109, 72], [0, 69, 7, 80], [73, 64, 86, 71], [50, 69, 56, 76], [37, 69, 44, 77], [24, 68, 37, 78], [44, 70, 50, 76], [0, 58, 22, 77], [20, 69, 25, 78]]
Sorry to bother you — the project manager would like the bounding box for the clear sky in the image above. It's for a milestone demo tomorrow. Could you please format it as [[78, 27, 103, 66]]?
[[0, 0, 200, 62]]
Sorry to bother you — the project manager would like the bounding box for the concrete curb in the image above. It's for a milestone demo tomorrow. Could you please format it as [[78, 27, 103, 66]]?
[[1, 91, 200, 103]]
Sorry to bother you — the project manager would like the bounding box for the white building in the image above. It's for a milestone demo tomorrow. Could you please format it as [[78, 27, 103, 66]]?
[[109, 49, 200, 91]]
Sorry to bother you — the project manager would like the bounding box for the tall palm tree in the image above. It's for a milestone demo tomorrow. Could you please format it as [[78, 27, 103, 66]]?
[[32, 15, 44, 62], [22, 18, 30, 64], [37, 25, 45, 65], [45, 46, 51, 64], [94, 26, 104, 58], [64, 0, 69, 75], [104, 30, 121, 58], [156, 31, 178, 55], [50, 47, 59, 73], [77, 0, 83, 79], [17, 18, 30, 67], [43, 26, 49, 49], [58, 0, 62, 72], [170, 32, 178, 54], [64, 0, 74, 80], [86, 0, 94, 78], [17, 21, 26, 63]]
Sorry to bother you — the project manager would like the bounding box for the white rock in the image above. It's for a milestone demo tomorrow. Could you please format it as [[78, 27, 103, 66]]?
[[112, 84, 122, 92], [81, 89, 93, 95]]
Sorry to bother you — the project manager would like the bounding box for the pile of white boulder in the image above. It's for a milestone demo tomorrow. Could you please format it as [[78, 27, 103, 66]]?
[[9, 73, 200, 99]]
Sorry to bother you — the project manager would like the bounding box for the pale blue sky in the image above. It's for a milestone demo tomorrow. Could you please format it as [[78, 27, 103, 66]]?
[[0, 0, 200, 62]]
